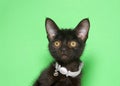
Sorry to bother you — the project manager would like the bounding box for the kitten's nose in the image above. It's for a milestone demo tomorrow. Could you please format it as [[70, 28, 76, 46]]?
[[61, 48, 66, 51]]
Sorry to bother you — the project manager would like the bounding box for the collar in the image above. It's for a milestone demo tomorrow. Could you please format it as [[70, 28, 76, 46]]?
[[53, 62, 84, 78]]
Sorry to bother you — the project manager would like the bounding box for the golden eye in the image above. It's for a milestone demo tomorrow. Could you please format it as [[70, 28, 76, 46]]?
[[70, 41, 77, 47], [54, 41, 61, 47]]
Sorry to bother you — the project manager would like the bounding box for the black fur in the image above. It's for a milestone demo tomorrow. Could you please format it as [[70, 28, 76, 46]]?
[[33, 18, 90, 86]]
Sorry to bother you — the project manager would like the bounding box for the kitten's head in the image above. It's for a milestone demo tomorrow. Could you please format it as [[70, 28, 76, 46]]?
[[45, 18, 90, 63]]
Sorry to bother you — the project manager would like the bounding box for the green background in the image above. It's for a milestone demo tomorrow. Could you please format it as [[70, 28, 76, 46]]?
[[0, 0, 120, 86]]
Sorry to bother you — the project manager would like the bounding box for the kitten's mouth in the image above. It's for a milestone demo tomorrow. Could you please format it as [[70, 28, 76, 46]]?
[[61, 54, 68, 59]]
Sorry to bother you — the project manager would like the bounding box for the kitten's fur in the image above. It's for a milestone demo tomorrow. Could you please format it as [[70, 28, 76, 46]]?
[[33, 18, 90, 86]]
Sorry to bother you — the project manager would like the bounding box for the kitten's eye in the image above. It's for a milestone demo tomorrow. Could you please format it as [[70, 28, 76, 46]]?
[[69, 41, 77, 48], [54, 41, 61, 47]]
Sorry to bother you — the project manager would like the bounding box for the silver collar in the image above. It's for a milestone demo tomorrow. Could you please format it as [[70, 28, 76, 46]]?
[[53, 62, 84, 78]]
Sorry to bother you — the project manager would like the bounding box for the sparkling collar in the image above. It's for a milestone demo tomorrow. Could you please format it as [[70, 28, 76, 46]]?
[[53, 62, 84, 78]]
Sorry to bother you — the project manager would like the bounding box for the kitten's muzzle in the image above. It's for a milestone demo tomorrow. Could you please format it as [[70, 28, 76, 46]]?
[[62, 54, 67, 59]]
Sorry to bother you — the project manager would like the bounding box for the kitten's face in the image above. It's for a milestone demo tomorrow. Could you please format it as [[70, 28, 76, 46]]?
[[45, 18, 90, 63]]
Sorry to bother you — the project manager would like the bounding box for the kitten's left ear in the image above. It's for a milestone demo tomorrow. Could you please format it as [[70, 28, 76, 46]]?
[[74, 18, 90, 42], [45, 18, 59, 41]]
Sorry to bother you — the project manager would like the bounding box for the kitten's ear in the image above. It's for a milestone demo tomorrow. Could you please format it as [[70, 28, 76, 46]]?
[[74, 18, 90, 42], [45, 18, 59, 41]]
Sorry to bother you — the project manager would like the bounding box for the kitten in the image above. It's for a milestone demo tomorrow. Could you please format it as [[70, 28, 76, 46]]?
[[33, 18, 90, 86]]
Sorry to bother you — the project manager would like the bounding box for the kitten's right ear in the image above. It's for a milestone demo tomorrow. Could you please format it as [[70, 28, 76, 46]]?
[[74, 18, 90, 42], [45, 18, 59, 41]]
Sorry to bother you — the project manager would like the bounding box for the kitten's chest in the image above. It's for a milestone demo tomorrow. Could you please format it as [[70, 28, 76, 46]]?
[[53, 75, 79, 86], [50, 62, 81, 86]]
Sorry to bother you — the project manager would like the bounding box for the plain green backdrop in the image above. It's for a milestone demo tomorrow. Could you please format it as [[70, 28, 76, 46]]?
[[0, 0, 120, 86]]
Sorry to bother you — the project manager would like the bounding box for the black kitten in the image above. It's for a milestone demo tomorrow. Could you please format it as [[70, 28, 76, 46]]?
[[33, 18, 90, 86]]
